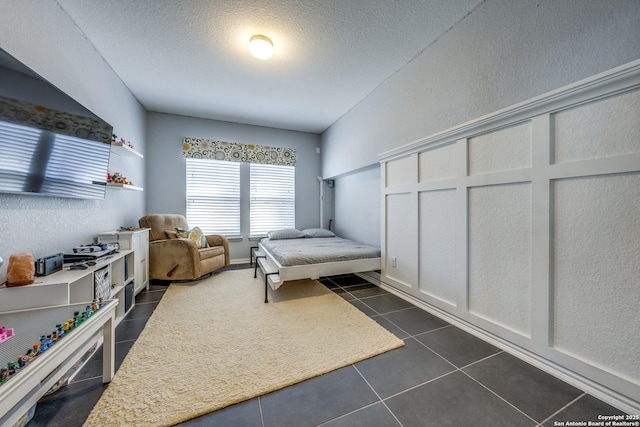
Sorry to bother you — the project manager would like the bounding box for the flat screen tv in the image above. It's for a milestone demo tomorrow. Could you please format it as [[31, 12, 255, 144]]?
[[0, 47, 113, 199]]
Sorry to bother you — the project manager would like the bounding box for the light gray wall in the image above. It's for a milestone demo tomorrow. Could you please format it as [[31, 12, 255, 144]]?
[[320, 0, 640, 246], [333, 165, 380, 247], [0, 0, 147, 284], [145, 112, 321, 261]]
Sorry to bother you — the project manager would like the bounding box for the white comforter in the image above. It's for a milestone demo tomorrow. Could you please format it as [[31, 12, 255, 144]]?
[[260, 237, 381, 267]]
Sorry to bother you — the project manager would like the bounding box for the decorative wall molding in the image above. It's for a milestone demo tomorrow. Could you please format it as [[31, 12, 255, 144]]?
[[379, 58, 640, 414], [378, 58, 640, 164]]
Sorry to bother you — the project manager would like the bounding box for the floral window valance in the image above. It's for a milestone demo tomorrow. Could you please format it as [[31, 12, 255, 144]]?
[[182, 137, 296, 166], [0, 95, 112, 143]]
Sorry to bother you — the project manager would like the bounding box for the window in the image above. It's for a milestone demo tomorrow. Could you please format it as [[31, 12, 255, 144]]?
[[186, 158, 240, 235], [250, 164, 295, 236]]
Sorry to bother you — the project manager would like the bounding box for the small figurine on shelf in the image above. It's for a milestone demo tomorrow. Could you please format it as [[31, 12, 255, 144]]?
[[107, 171, 133, 186], [18, 355, 28, 368], [111, 133, 134, 149]]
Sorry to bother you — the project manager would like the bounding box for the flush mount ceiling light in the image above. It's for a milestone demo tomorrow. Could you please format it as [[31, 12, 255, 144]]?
[[249, 35, 273, 60]]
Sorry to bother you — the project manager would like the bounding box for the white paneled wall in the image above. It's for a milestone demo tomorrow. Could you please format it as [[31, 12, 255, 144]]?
[[553, 173, 640, 386], [468, 122, 532, 175], [418, 189, 457, 307], [468, 182, 532, 339], [379, 59, 640, 413], [554, 90, 640, 163], [384, 192, 415, 288]]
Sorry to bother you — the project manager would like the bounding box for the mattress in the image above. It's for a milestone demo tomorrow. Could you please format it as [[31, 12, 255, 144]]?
[[260, 237, 381, 267]]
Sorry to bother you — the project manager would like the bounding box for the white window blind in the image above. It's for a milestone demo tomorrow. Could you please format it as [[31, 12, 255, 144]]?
[[250, 164, 295, 236], [186, 158, 240, 235], [0, 122, 39, 192], [0, 121, 110, 198]]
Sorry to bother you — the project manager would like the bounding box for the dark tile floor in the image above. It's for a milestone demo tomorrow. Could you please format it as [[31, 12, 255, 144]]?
[[28, 267, 626, 427]]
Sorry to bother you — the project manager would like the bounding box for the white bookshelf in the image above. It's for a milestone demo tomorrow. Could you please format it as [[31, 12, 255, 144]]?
[[0, 250, 135, 325]]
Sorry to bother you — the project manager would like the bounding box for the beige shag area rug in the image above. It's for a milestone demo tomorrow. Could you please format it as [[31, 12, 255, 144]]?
[[83, 269, 404, 427]]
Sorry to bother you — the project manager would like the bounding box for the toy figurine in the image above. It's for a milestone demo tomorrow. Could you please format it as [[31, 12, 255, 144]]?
[[7, 361, 17, 375], [0, 326, 14, 343], [0, 303, 109, 388], [111, 133, 134, 149], [19, 355, 28, 367]]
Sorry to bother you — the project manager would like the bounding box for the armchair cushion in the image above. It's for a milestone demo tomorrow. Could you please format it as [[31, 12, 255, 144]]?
[[199, 246, 225, 261], [175, 226, 209, 248], [141, 214, 189, 241], [165, 230, 179, 239]]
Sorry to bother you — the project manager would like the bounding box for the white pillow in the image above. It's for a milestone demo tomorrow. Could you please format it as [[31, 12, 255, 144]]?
[[267, 228, 305, 240], [302, 228, 336, 238]]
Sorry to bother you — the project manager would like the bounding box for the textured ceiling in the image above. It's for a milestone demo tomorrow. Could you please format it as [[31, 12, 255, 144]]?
[[56, 0, 480, 133]]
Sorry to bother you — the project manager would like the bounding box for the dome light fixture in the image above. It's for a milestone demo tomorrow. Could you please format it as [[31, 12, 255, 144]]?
[[249, 35, 273, 60]]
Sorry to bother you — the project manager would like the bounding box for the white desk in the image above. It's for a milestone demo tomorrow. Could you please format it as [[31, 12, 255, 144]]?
[[0, 300, 117, 426]]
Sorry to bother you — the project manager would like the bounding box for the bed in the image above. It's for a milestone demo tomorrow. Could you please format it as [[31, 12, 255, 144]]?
[[254, 228, 381, 301]]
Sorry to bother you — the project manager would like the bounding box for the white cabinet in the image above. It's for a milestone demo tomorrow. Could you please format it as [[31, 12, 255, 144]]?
[[98, 229, 149, 295]]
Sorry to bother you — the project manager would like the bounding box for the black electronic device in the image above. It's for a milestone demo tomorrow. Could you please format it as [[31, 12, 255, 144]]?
[[35, 252, 64, 276], [73, 245, 105, 253], [72, 243, 119, 254], [0, 47, 113, 199]]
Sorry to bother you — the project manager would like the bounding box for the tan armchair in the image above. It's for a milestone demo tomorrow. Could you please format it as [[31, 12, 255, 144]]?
[[138, 214, 230, 281]]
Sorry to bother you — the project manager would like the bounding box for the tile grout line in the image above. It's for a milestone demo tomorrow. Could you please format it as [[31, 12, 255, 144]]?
[[380, 368, 462, 402], [258, 396, 266, 427], [537, 393, 586, 426], [315, 401, 388, 427], [459, 368, 540, 424], [355, 295, 415, 318], [347, 282, 542, 424], [343, 279, 560, 424], [351, 364, 406, 427]]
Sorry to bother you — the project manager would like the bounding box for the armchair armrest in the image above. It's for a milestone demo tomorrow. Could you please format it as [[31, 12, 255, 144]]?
[[205, 235, 230, 266], [149, 238, 200, 280]]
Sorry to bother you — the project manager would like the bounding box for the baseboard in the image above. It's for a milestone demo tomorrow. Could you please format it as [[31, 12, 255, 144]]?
[[377, 281, 639, 415], [355, 270, 381, 284]]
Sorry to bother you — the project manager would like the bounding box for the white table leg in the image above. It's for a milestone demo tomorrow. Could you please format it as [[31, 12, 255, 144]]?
[[102, 314, 115, 383]]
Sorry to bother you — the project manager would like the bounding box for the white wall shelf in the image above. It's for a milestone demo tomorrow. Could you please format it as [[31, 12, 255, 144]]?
[[106, 182, 143, 191], [110, 142, 143, 159]]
